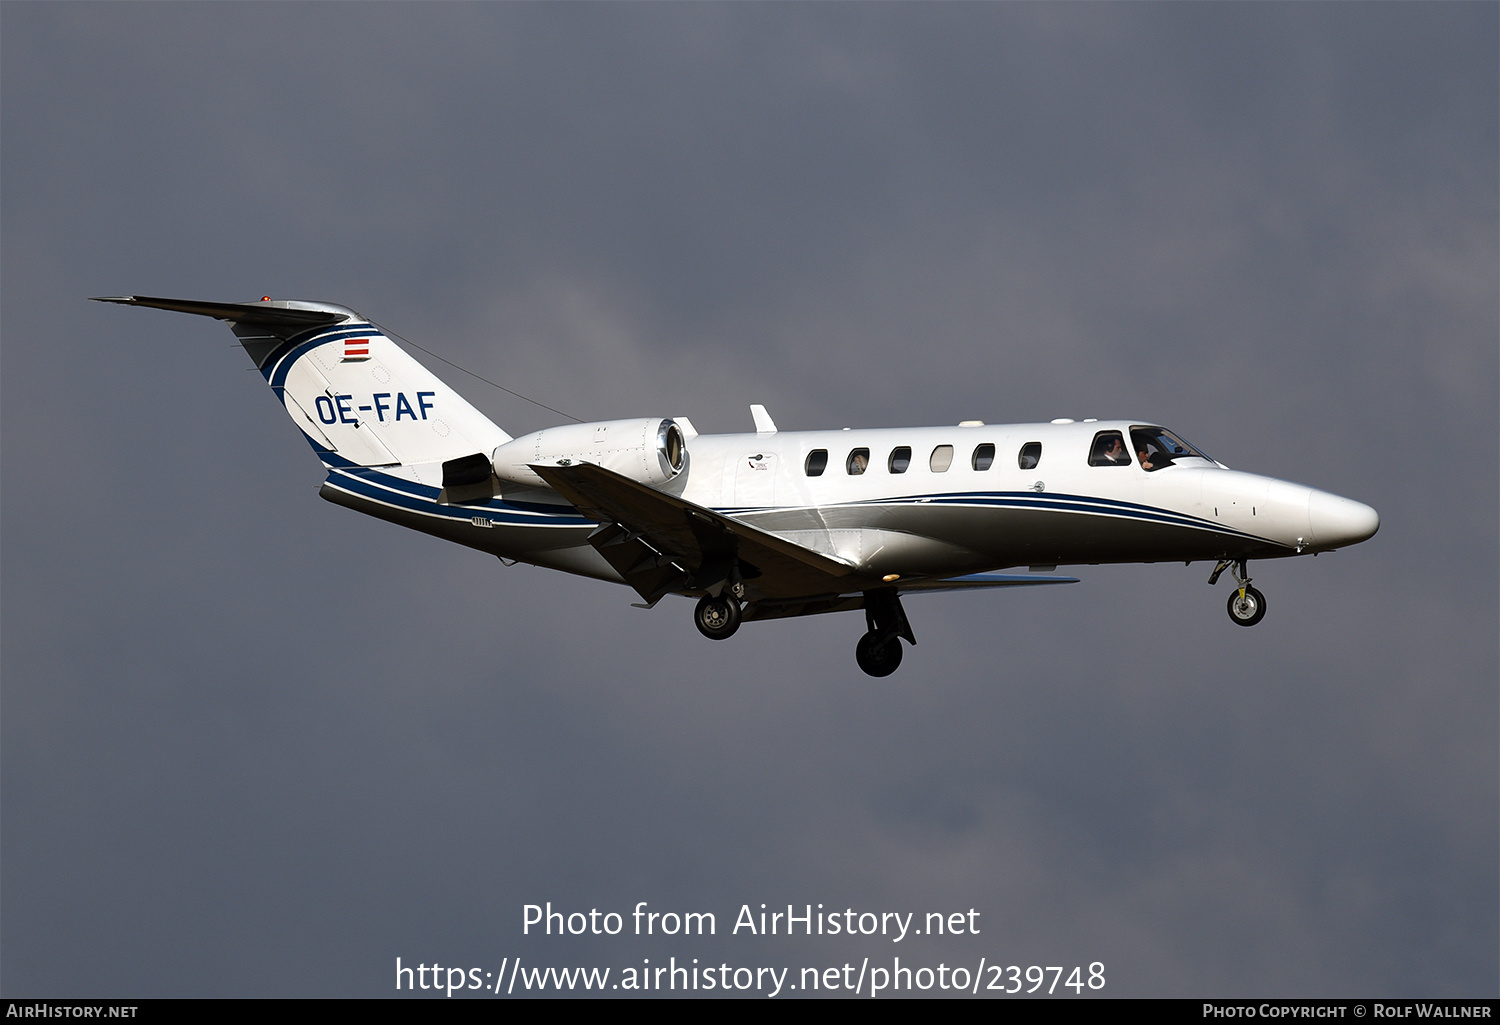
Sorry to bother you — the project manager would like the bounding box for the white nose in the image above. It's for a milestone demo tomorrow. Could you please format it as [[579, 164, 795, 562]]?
[[1308, 490, 1380, 549]]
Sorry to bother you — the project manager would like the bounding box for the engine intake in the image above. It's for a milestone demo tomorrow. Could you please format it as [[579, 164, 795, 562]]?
[[491, 418, 687, 489]]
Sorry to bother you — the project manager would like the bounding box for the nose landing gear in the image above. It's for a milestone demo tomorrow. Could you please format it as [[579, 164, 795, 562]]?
[[1226, 585, 1267, 626], [1210, 559, 1267, 627]]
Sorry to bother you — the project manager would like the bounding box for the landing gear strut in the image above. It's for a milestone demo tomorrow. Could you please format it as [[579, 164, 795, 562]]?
[[855, 590, 915, 677], [694, 593, 742, 640], [1210, 559, 1267, 627]]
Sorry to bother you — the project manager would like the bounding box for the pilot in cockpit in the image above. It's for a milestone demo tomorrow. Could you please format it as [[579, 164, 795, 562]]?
[[1091, 434, 1131, 466]]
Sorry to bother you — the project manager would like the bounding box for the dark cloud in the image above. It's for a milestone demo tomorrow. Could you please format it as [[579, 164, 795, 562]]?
[[3, 2, 1494, 997]]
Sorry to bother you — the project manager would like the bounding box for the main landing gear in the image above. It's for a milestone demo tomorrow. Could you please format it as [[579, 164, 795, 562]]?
[[855, 590, 915, 678], [694, 592, 743, 640], [692, 586, 917, 678], [856, 631, 902, 676], [1209, 559, 1267, 627]]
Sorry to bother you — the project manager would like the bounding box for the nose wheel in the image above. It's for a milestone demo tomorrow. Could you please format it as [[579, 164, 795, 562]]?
[[1210, 559, 1267, 627], [693, 593, 742, 640], [1226, 585, 1267, 626]]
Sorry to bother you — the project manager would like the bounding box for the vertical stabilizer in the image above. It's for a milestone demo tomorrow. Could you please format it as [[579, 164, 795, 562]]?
[[94, 296, 512, 470]]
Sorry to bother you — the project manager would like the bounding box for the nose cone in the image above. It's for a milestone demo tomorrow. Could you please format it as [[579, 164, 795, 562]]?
[[1308, 489, 1380, 549]]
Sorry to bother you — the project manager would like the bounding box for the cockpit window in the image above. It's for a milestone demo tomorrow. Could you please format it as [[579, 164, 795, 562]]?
[[846, 448, 870, 475], [1129, 426, 1210, 472], [805, 449, 828, 476], [1018, 442, 1042, 469], [888, 446, 912, 473], [1088, 431, 1132, 466]]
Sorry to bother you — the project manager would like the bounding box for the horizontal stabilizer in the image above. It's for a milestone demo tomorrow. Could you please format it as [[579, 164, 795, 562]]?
[[92, 295, 342, 340]]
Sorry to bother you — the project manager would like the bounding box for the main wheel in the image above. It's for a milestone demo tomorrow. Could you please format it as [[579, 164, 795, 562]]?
[[1226, 585, 1267, 627], [855, 631, 903, 677], [694, 594, 742, 640]]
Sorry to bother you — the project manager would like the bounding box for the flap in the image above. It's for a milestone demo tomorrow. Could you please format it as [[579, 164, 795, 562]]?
[[529, 461, 866, 602]]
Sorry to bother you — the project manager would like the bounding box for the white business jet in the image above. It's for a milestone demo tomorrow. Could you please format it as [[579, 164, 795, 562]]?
[[97, 296, 1379, 677]]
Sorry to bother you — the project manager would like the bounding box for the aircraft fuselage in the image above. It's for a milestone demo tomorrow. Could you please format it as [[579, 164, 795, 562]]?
[[321, 418, 1378, 593], [99, 295, 1380, 676]]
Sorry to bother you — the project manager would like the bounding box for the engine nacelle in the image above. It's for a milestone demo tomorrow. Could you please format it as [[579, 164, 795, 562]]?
[[491, 417, 687, 489]]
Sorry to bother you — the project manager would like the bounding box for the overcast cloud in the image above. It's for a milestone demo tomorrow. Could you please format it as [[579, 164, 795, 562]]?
[[2, 2, 1495, 997]]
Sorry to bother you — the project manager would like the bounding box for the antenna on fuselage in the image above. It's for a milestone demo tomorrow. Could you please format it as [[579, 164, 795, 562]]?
[[750, 404, 777, 434]]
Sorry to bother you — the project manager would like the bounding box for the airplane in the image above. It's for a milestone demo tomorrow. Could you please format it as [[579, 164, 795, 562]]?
[[95, 295, 1380, 677]]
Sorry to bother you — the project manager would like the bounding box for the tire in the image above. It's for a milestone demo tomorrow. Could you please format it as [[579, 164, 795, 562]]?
[[855, 631, 903, 677], [694, 594, 741, 640], [1226, 585, 1267, 627]]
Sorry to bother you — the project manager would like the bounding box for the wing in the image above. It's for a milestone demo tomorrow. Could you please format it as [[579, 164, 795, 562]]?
[[896, 572, 1079, 592], [742, 572, 1079, 623], [529, 461, 869, 605]]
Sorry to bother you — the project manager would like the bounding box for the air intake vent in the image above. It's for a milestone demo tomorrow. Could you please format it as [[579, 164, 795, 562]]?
[[443, 452, 493, 488]]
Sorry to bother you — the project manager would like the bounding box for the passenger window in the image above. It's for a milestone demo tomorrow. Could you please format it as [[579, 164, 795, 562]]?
[[972, 443, 995, 471], [930, 445, 954, 472], [1018, 442, 1042, 470], [888, 446, 912, 473], [846, 448, 870, 475], [1088, 431, 1131, 467], [805, 449, 828, 476]]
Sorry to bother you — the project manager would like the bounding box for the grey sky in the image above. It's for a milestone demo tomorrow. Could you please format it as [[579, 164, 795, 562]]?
[[3, 2, 1495, 997]]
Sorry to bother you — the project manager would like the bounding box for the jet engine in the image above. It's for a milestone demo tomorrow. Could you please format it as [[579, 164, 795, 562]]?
[[491, 417, 687, 489]]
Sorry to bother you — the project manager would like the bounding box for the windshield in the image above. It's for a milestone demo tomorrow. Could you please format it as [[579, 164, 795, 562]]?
[[1129, 426, 1212, 471]]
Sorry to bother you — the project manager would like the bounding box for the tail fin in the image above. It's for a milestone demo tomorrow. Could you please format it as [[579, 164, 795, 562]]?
[[94, 296, 511, 471]]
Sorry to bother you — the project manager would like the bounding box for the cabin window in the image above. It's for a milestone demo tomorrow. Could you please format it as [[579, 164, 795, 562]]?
[[1129, 426, 1209, 472], [846, 448, 870, 475], [930, 445, 954, 472], [1018, 442, 1042, 469], [805, 449, 828, 476], [1088, 431, 1131, 466], [972, 443, 995, 471], [888, 446, 912, 473]]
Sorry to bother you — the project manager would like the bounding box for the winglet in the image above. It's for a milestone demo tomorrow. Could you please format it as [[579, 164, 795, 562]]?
[[750, 404, 777, 434]]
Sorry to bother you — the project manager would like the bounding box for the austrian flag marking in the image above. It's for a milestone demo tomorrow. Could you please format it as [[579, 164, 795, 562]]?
[[343, 338, 370, 362]]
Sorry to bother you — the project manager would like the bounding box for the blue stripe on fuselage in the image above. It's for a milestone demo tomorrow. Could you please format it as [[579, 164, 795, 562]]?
[[322, 463, 591, 528], [721, 490, 1281, 547]]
